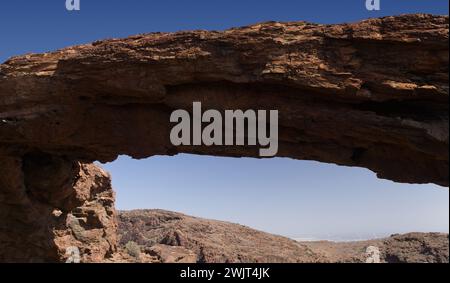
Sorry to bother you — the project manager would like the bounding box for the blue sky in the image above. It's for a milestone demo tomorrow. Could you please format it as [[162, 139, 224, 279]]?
[[1, 1, 448, 239]]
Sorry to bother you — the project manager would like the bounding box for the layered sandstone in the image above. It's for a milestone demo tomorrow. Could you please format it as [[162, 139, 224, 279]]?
[[0, 14, 448, 186], [0, 14, 448, 262]]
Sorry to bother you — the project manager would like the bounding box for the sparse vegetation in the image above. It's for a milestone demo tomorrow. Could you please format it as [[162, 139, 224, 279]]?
[[125, 241, 141, 259]]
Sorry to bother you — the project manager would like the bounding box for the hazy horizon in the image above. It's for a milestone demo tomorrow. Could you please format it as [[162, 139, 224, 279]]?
[[2, 1, 449, 241], [102, 154, 449, 240]]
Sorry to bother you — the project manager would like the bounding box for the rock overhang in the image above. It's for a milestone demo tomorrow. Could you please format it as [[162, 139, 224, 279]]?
[[0, 13, 448, 263], [0, 13, 448, 187]]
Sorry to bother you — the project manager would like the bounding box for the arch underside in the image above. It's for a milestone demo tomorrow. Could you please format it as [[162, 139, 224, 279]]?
[[0, 14, 448, 262]]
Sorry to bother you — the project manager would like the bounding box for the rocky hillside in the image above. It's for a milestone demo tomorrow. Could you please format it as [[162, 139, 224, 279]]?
[[117, 209, 449, 263], [303, 232, 449, 263], [118, 209, 325, 263]]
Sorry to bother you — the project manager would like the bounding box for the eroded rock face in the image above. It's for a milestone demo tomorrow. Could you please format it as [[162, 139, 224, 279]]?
[[382, 233, 450, 263], [118, 210, 449, 263], [0, 14, 448, 186], [302, 232, 449, 263], [0, 14, 448, 262], [147, 244, 198, 263], [118, 209, 327, 263], [0, 154, 117, 262]]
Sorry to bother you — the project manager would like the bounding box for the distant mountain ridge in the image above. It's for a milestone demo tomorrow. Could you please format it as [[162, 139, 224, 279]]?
[[116, 209, 449, 263]]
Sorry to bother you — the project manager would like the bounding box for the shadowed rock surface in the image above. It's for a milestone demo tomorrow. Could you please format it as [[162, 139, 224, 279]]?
[[118, 209, 449, 263], [0, 14, 448, 262], [0, 14, 448, 186], [0, 157, 117, 262]]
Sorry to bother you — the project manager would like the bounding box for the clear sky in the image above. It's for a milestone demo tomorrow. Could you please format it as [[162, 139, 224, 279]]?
[[1, 1, 448, 240]]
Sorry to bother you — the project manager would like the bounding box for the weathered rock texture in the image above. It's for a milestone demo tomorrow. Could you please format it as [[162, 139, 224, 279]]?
[[118, 209, 449, 263], [118, 209, 327, 263], [0, 154, 117, 262], [382, 232, 449, 263], [303, 232, 449, 263], [0, 14, 448, 186], [0, 14, 448, 262], [302, 233, 449, 263]]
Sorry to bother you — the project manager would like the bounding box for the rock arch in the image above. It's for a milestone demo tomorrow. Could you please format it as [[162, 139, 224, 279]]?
[[0, 14, 448, 262]]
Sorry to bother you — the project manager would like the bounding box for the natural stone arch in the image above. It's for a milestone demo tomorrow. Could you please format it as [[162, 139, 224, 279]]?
[[0, 14, 448, 262]]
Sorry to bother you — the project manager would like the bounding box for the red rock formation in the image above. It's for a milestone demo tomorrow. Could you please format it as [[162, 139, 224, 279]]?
[[117, 210, 449, 263], [302, 232, 449, 263], [0, 153, 117, 262], [381, 232, 449, 263], [118, 209, 327, 263], [0, 14, 448, 262], [0, 14, 448, 186]]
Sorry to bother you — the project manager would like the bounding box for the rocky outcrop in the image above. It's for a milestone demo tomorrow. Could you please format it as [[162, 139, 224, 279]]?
[[119, 209, 450, 263], [303, 232, 449, 263], [118, 210, 449, 263], [0, 154, 117, 262], [118, 209, 326, 263], [147, 244, 198, 263], [382, 233, 450, 263], [0, 14, 448, 262], [0, 14, 448, 186]]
